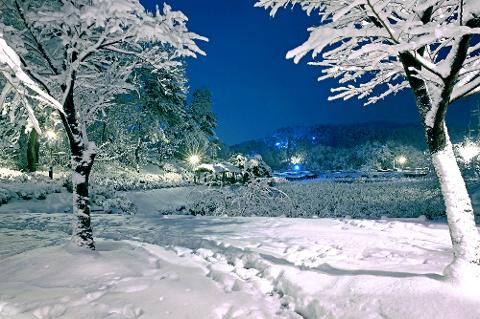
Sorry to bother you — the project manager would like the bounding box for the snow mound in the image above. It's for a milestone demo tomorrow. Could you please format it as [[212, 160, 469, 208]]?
[[0, 240, 290, 319]]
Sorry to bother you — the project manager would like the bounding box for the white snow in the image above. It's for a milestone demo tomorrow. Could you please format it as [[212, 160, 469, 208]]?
[[2, 199, 480, 318]]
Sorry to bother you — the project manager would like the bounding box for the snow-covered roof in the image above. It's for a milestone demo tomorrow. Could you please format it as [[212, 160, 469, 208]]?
[[195, 163, 241, 174]]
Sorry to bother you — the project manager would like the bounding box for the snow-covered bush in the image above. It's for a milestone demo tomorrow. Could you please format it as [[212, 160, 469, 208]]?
[[188, 178, 290, 216], [231, 154, 272, 181], [282, 180, 445, 219], [0, 177, 62, 205], [188, 179, 446, 219], [0, 168, 29, 182], [91, 169, 188, 192], [0, 187, 16, 204], [90, 187, 136, 215]]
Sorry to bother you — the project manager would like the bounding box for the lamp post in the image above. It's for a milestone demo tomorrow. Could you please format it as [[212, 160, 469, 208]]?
[[45, 130, 57, 179], [188, 154, 201, 183]]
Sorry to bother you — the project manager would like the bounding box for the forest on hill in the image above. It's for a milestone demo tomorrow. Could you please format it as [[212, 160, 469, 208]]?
[[228, 122, 470, 171]]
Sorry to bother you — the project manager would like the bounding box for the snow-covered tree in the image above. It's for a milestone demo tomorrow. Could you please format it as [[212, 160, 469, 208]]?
[[0, 34, 61, 133], [0, 0, 206, 250], [0, 34, 62, 170], [190, 88, 217, 138], [92, 65, 188, 170], [186, 88, 218, 158], [256, 0, 480, 284]]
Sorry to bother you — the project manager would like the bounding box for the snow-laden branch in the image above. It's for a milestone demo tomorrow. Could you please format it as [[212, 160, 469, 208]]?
[[0, 35, 62, 133], [256, 0, 480, 107], [1, 0, 207, 132]]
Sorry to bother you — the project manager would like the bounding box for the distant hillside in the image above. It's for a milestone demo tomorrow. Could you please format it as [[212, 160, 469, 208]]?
[[227, 122, 469, 171]]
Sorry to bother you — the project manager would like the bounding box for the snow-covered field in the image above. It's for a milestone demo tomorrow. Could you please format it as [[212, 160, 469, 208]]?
[[1, 187, 480, 319]]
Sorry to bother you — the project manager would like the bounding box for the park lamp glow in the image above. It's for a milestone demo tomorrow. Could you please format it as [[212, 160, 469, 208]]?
[[188, 154, 201, 167], [458, 141, 480, 163], [45, 130, 57, 141], [396, 155, 407, 166], [291, 155, 303, 165]]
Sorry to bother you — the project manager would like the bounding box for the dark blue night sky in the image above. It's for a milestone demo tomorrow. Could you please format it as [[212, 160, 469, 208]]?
[[140, 0, 477, 144]]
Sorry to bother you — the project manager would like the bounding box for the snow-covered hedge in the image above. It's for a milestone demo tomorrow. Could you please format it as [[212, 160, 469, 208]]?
[[0, 164, 189, 213], [0, 175, 63, 206], [188, 179, 447, 219], [188, 179, 289, 216], [90, 187, 136, 215], [0, 168, 29, 182], [90, 164, 190, 191]]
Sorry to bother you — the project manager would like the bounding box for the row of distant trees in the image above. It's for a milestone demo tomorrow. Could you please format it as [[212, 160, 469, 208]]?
[[230, 123, 431, 171]]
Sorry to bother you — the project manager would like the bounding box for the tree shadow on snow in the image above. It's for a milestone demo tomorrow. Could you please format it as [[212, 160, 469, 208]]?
[[313, 263, 443, 280], [259, 253, 443, 281]]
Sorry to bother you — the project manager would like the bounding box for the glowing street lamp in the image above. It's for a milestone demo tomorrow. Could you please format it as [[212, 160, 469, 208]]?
[[395, 155, 407, 171], [397, 155, 407, 165], [188, 154, 201, 167], [291, 155, 303, 165], [45, 129, 57, 141], [188, 154, 201, 184]]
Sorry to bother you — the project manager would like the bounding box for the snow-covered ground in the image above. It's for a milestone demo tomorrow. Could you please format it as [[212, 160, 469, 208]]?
[[1, 188, 480, 318]]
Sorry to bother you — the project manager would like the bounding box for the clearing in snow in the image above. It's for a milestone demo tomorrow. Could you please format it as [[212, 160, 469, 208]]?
[[1, 189, 479, 318]]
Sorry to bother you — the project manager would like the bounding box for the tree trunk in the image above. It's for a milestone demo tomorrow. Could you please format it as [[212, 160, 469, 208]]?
[[135, 138, 141, 173], [70, 145, 95, 250], [59, 65, 96, 250], [400, 51, 480, 283], [26, 129, 39, 172], [429, 125, 480, 281]]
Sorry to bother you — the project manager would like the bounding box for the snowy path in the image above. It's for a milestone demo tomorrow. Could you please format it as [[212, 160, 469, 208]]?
[[1, 189, 480, 318]]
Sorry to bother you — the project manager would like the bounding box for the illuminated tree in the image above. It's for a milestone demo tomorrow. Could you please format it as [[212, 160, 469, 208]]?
[[256, 0, 480, 284], [0, 0, 206, 249]]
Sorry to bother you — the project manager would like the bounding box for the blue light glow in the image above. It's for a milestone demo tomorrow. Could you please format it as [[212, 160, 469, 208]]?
[[294, 165, 300, 171]]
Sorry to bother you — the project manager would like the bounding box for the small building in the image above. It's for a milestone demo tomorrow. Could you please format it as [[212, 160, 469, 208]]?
[[194, 163, 242, 184]]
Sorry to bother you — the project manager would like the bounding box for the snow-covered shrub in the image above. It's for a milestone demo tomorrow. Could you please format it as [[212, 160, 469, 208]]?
[[280, 180, 445, 219], [0, 172, 63, 202], [91, 171, 187, 191], [91, 187, 136, 215], [0, 188, 16, 204], [231, 154, 272, 181], [0, 168, 29, 182], [90, 163, 190, 191], [188, 179, 446, 219], [188, 179, 291, 216]]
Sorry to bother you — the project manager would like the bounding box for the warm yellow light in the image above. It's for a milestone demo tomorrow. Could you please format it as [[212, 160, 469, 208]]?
[[45, 130, 57, 141], [188, 154, 201, 166], [291, 155, 303, 165], [396, 155, 407, 165]]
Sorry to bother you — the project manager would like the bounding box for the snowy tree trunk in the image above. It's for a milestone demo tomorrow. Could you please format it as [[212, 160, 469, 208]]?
[[60, 71, 96, 250], [400, 50, 480, 283], [400, 55, 480, 283], [71, 144, 96, 250], [430, 125, 480, 281]]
